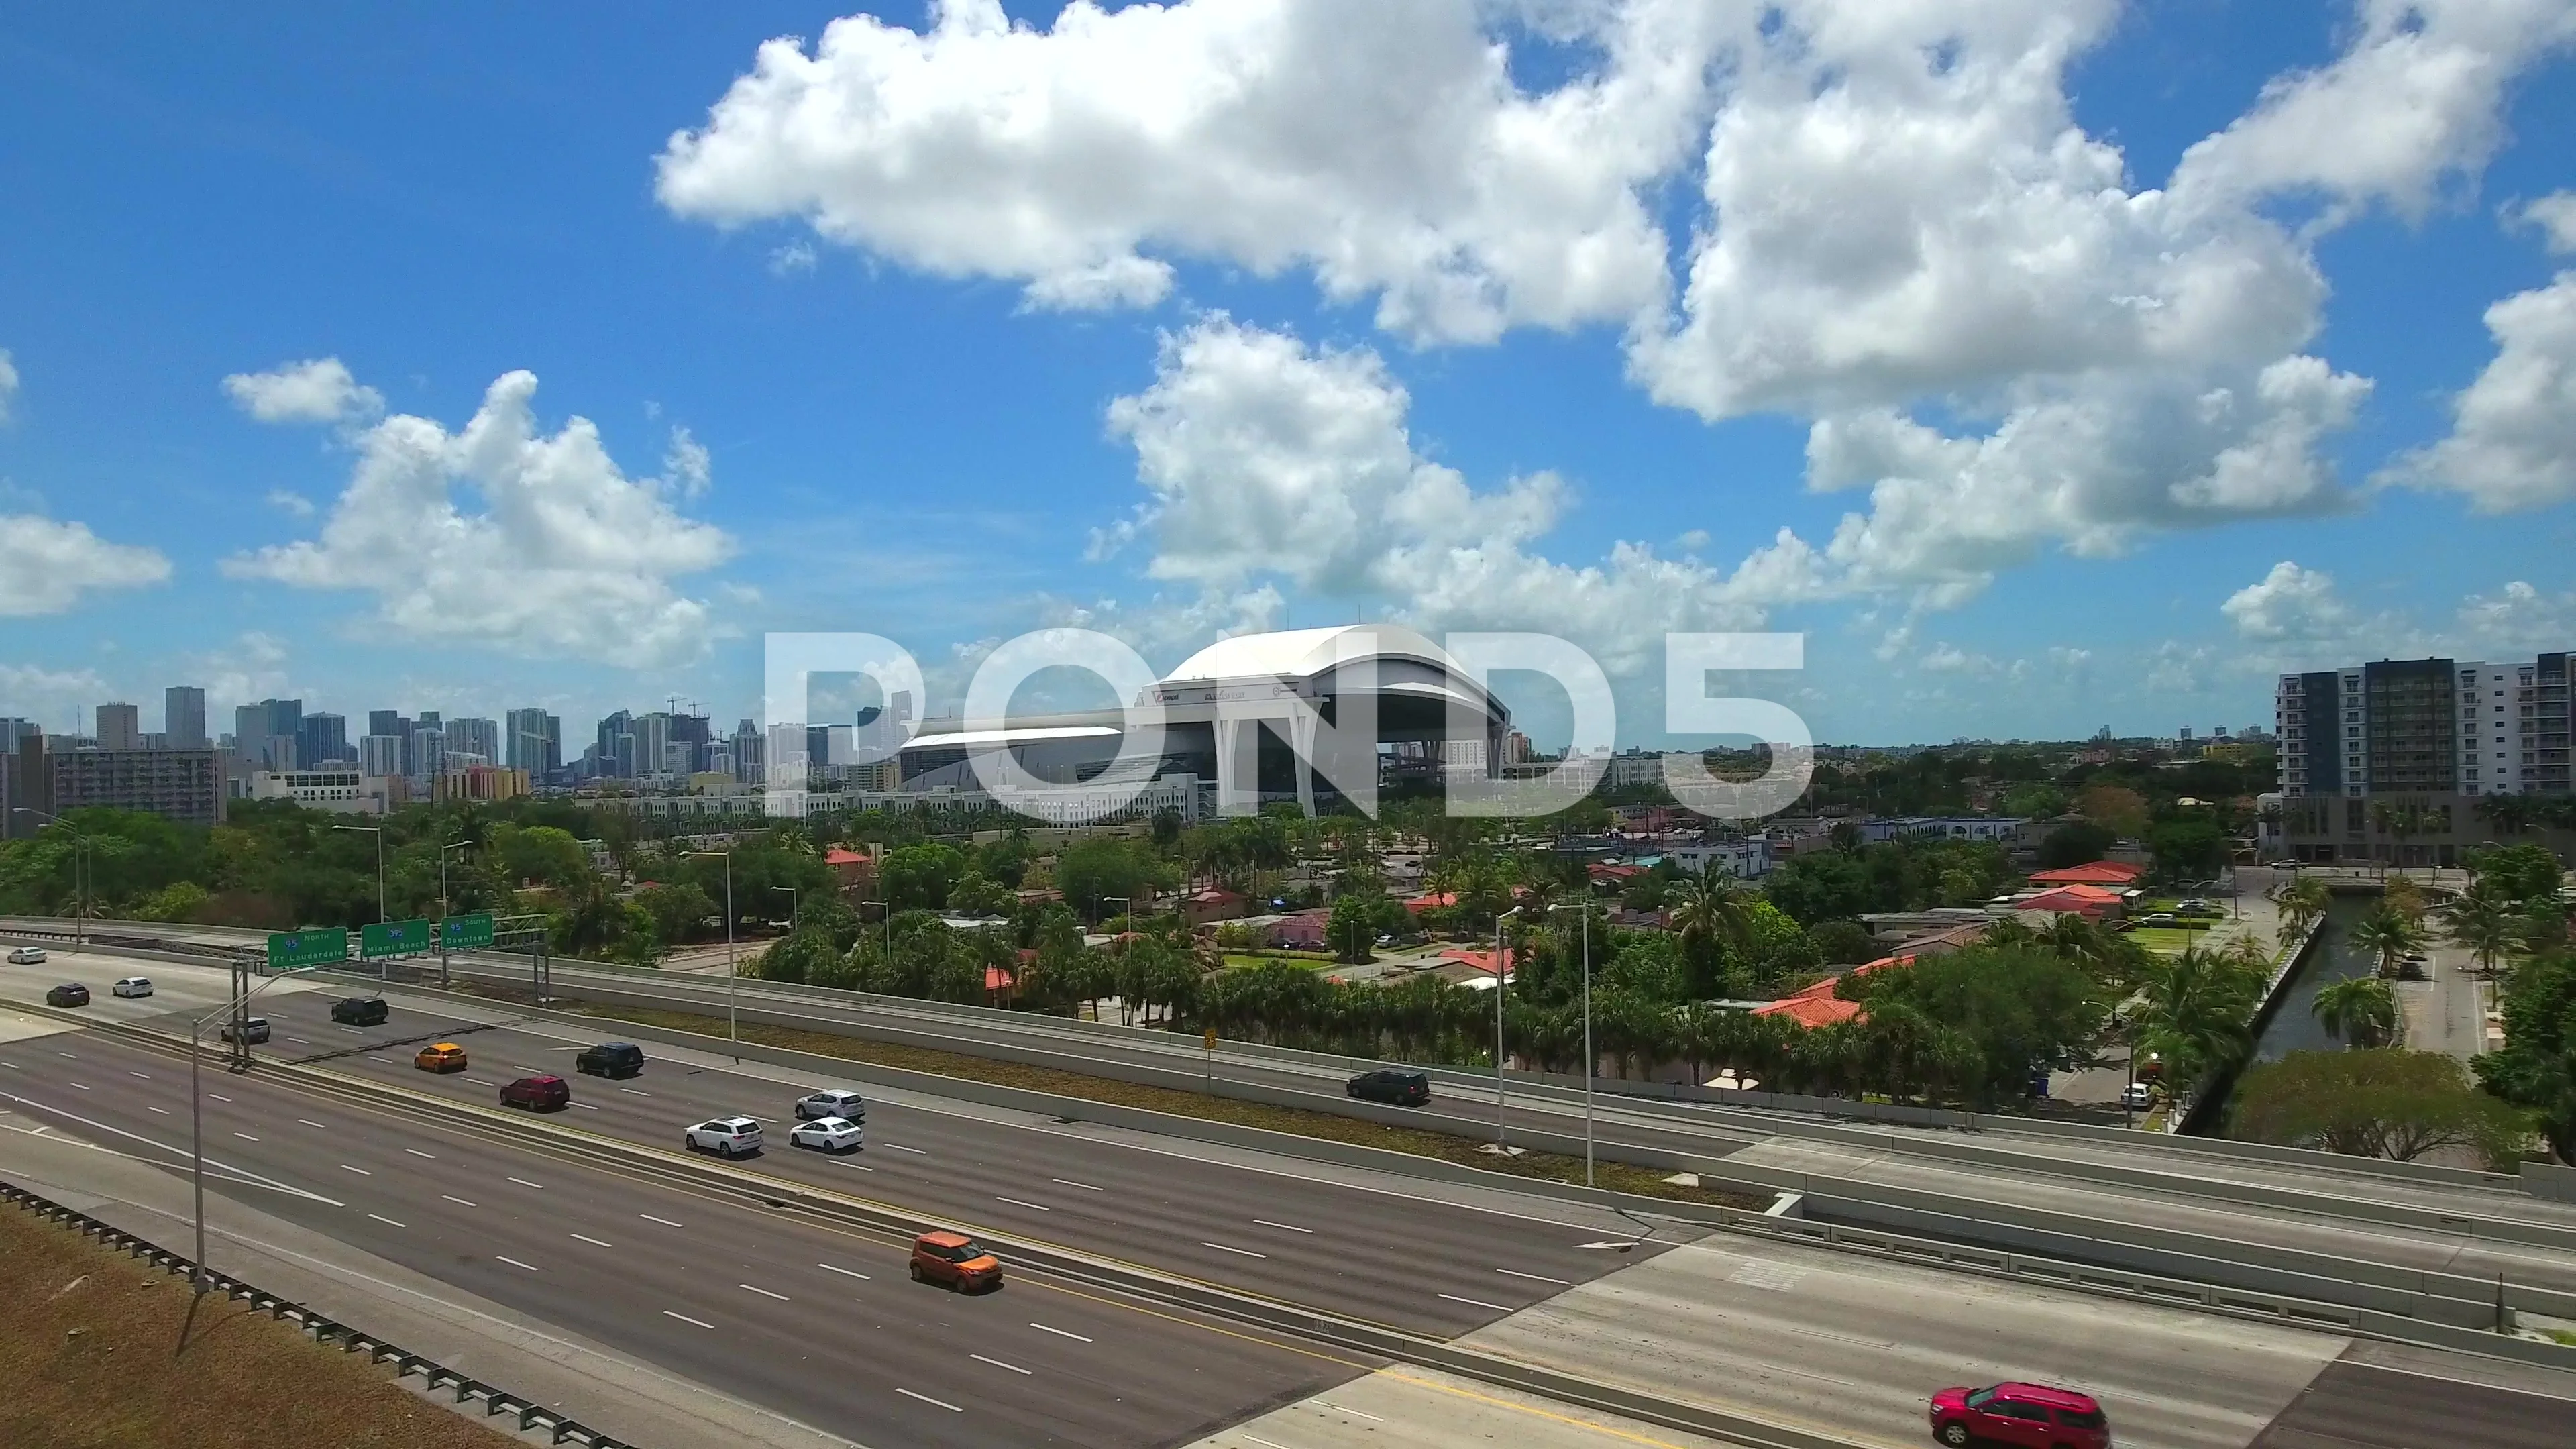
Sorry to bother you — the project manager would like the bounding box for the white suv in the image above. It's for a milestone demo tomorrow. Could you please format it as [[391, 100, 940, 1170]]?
[[111, 977, 154, 998], [684, 1116, 763, 1157], [794, 1088, 867, 1122], [789, 1116, 864, 1154]]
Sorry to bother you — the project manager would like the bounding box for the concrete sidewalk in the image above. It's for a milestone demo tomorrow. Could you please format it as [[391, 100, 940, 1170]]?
[[0, 1122, 865, 1449]]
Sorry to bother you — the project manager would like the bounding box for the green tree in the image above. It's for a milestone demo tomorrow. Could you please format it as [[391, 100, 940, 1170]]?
[[1056, 837, 1166, 920], [2146, 817, 2226, 883], [2312, 975, 2399, 1049], [2275, 877, 2330, 947], [2347, 906, 2423, 979], [2445, 890, 2524, 979], [2476, 949, 2576, 1164], [1807, 919, 1878, 967], [2133, 945, 2269, 1100], [1670, 867, 1757, 998], [2078, 783, 2149, 839], [2036, 822, 2115, 869], [2467, 843, 2567, 905], [635, 881, 717, 947], [1763, 849, 1874, 926], [1327, 892, 1377, 964], [879, 843, 967, 912], [2235, 1050, 2528, 1165], [1843, 945, 2106, 1107], [2001, 784, 2069, 820], [946, 871, 1014, 918]]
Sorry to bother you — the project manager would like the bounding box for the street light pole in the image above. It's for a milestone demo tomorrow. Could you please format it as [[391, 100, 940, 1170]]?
[[1495, 904, 1521, 1149], [685, 850, 738, 1061], [15, 808, 89, 949], [1550, 901, 1595, 1187], [437, 840, 470, 988]]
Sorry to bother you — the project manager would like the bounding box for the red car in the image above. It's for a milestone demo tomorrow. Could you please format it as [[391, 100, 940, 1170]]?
[[1929, 1383, 2110, 1448], [499, 1075, 570, 1112]]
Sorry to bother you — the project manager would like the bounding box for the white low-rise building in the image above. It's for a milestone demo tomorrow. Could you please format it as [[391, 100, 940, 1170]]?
[[248, 769, 396, 815]]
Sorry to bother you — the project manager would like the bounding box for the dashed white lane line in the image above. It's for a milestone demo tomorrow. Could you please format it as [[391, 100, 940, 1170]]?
[[896, 1388, 961, 1413], [1438, 1292, 1513, 1312], [994, 1195, 1050, 1212], [207, 1093, 231, 1102], [1495, 1267, 1572, 1285], [232, 1132, 258, 1142], [366, 1055, 392, 1064], [495, 1256, 539, 1272], [1253, 1219, 1311, 1234], [970, 1353, 1031, 1375], [739, 1283, 790, 1301], [286, 1036, 311, 1044], [1050, 1177, 1103, 1192], [619, 1087, 651, 1096], [66, 1083, 88, 1091], [339, 1163, 372, 1175], [818, 1263, 870, 1281], [1313, 1401, 1384, 1423], [570, 1233, 614, 1248], [368, 1214, 407, 1228], [127, 1071, 150, 1079], [55, 1052, 75, 1059], [567, 1101, 597, 1111], [639, 1213, 684, 1228], [463, 1077, 496, 1086], [507, 1177, 544, 1189], [664, 1310, 714, 1329], [833, 1159, 873, 1171], [880, 1142, 927, 1155], [1029, 1322, 1091, 1342], [298, 1119, 327, 1129], [1201, 1240, 1267, 1259], [1242, 1436, 1295, 1449], [338, 1026, 364, 1035], [442, 1195, 478, 1208], [146, 1106, 169, 1115], [405, 1148, 435, 1159]]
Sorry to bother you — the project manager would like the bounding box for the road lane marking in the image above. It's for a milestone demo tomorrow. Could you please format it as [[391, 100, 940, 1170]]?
[[739, 1283, 789, 1301], [368, 1214, 407, 1228], [496, 1256, 538, 1271], [338, 1026, 364, 1034], [818, 1263, 869, 1281], [570, 1234, 613, 1248], [1253, 1219, 1311, 1234], [970, 1353, 1030, 1375], [298, 1120, 327, 1129], [880, 1142, 926, 1154], [442, 1195, 478, 1208], [340, 1164, 372, 1175], [286, 1036, 311, 1044], [619, 1087, 651, 1096], [507, 1177, 544, 1189], [1243, 1437, 1295, 1449], [663, 1310, 713, 1329], [67, 1083, 88, 1091], [995, 1195, 1050, 1212], [127, 1071, 150, 1079], [1495, 1267, 1572, 1285], [463, 1077, 495, 1085], [896, 1388, 961, 1413], [146, 1106, 169, 1115], [1050, 1177, 1102, 1191], [833, 1159, 873, 1171], [366, 1056, 392, 1064], [207, 1093, 231, 1102], [405, 1148, 435, 1159], [639, 1213, 683, 1228], [1201, 1240, 1267, 1258], [0, 1089, 341, 1205], [567, 1101, 597, 1111], [55, 1052, 74, 1059], [1029, 1322, 1091, 1342], [1437, 1292, 1512, 1311], [232, 1132, 258, 1142], [1313, 1401, 1383, 1422]]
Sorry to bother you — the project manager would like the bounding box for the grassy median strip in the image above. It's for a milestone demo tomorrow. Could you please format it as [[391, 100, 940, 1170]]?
[[480, 985, 1767, 1211], [0, 1201, 523, 1449]]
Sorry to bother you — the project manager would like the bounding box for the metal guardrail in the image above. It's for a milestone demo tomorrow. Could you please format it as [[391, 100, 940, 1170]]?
[[0, 1179, 638, 1448]]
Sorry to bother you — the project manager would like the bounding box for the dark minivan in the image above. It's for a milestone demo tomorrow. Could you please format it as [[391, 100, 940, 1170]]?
[[331, 997, 389, 1026], [575, 1042, 645, 1079], [1346, 1069, 1430, 1106]]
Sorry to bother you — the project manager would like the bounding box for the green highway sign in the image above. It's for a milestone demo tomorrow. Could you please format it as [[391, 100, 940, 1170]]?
[[360, 918, 432, 959], [439, 913, 494, 951], [266, 928, 349, 971]]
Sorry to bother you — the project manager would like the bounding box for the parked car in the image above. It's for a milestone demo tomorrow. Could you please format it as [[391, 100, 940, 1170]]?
[[6, 945, 46, 965], [575, 1042, 645, 1079], [2175, 900, 2221, 918], [1929, 1383, 2110, 1449], [219, 1016, 270, 1044], [789, 1116, 865, 1154], [2136, 912, 2179, 927], [44, 983, 89, 1008], [2118, 1082, 2154, 1112], [909, 1230, 1002, 1291], [413, 1042, 468, 1073], [684, 1116, 763, 1157], [111, 977, 154, 999], [794, 1088, 867, 1122], [499, 1075, 570, 1111], [330, 996, 389, 1026], [1346, 1069, 1431, 1106]]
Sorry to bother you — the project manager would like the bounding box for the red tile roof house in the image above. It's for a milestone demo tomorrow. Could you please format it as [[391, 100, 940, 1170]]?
[[2012, 883, 2130, 921], [1436, 947, 1515, 983], [1178, 886, 1248, 926], [823, 847, 877, 899], [2027, 861, 2145, 887], [1402, 891, 1458, 915], [1749, 919, 1992, 1030], [1268, 909, 1332, 950]]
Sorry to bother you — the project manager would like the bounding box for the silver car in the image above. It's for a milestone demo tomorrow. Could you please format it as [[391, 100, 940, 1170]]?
[[794, 1088, 867, 1123], [5, 945, 45, 965]]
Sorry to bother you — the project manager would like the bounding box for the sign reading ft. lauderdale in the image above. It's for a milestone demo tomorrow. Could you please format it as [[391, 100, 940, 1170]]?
[[266, 929, 349, 971], [360, 918, 432, 960]]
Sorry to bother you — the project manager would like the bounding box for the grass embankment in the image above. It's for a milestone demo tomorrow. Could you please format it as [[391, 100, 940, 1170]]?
[[0, 1201, 522, 1449], [462, 981, 1766, 1211]]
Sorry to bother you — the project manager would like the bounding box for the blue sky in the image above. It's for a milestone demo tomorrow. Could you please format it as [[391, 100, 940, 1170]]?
[[3, 1, 2573, 749]]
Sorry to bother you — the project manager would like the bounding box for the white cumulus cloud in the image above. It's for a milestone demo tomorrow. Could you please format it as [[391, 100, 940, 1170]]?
[[222, 357, 385, 425], [2385, 267, 2576, 511], [655, 0, 1719, 342], [0, 348, 18, 425], [2222, 561, 2358, 641], [2518, 190, 2576, 252], [225, 369, 735, 667], [0, 513, 173, 616]]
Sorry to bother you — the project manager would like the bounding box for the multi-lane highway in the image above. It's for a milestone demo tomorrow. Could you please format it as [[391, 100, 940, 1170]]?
[[10, 932, 2576, 1449]]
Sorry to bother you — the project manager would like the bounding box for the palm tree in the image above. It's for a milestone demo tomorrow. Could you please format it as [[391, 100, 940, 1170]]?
[[2275, 877, 2330, 947], [2443, 892, 2522, 979], [2346, 906, 2422, 979], [1670, 867, 1757, 998], [2312, 975, 2399, 1049], [2133, 945, 2268, 1102]]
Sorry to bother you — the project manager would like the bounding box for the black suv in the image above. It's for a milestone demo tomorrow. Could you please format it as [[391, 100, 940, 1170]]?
[[44, 983, 89, 1008], [575, 1042, 646, 1079], [331, 997, 389, 1026], [1346, 1069, 1430, 1106]]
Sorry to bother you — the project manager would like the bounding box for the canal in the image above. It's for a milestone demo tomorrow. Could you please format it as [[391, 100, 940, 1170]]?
[[2248, 888, 2385, 1062]]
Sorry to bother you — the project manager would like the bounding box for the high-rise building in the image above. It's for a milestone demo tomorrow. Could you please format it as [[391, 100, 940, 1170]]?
[[52, 748, 223, 827], [446, 716, 500, 767], [359, 734, 405, 779], [368, 709, 405, 739], [506, 708, 562, 775], [412, 726, 447, 783], [633, 712, 673, 778], [231, 698, 305, 769], [165, 686, 208, 749], [1, 727, 48, 838], [730, 717, 763, 784], [299, 711, 350, 765], [0, 718, 29, 755], [95, 702, 142, 751], [596, 710, 635, 778]]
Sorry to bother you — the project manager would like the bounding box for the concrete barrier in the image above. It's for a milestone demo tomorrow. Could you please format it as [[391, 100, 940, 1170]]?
[[2526, 1161, 2576, 1204]]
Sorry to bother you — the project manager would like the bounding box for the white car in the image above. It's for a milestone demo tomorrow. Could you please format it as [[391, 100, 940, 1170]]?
[[789, 1116, 864, 1154], [684, 1116, 763, 1158], [110, 977, 154, 999], [794, 1088, 867, 1122], [5, 946, 45, 965], [2118, 1082, 2154, 1112]]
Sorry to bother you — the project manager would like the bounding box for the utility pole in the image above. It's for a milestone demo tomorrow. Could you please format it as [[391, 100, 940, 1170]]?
[[1495, 905, 1521, 1149], [684, 850, 738, 1061], [438, 839, 471, 988], [1550, 901, 1594, 1187]]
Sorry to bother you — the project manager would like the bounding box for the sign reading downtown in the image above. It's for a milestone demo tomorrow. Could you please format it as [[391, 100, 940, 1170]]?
[[360, 918, 433, 960], [439, 913, 495, 951], [266, 928, 350, 971]]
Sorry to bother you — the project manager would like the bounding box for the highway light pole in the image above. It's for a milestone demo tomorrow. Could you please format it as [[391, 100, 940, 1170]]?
[[437, 839, 471, 988], [1495, 904, 1521, 1150], [13, 808, 88, 949], [685, 850, 738, 1061], [1550, 901, 1594, 1187]]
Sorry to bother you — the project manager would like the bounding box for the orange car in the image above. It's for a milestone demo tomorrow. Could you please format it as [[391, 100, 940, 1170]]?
[[413, 1042, 468, 1073], [909, 1231, 1002, 1292]]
